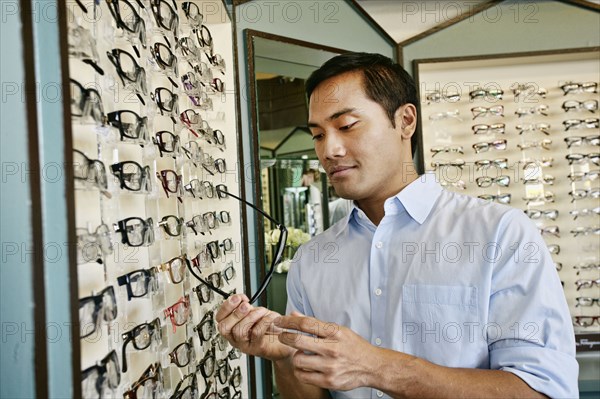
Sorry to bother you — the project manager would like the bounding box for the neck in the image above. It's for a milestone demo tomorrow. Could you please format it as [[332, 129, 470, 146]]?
[[357, 171, 419, 225]]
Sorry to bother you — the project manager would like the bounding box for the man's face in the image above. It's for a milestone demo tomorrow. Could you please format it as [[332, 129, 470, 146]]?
[[308, 71, 414, 204]]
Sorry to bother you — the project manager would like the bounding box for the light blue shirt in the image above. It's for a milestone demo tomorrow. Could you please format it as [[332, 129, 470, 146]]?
[[286, 173, 578, 399]]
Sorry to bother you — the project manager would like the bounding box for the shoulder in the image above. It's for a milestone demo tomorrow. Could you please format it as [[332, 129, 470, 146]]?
[[437, 189, 528, 227]]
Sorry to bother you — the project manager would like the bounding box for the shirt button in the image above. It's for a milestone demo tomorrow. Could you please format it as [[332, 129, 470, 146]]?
[[376, 390, 384, 397], [375, 338, 382, 346], [375, 242, 383, 249], [375, 288, 382, 296]]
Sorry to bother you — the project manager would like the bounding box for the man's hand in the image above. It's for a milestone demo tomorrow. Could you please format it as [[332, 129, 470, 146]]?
[[215, 294, 294, 362], [275, 312, 379, 392]]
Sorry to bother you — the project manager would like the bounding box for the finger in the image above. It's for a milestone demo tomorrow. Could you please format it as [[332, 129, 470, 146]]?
[[217, 301, 255, 338], [275, 315, 340, 340], [278, 328, 332, 355], [250, 310, 284, 339], [215, 294, 249, 323], [231, 306, 270, 342], [292, 349, 328, 372]]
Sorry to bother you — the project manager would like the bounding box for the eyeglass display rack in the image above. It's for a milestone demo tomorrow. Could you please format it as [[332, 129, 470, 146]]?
[[414, 47, 600, 350], [67, 0, 248, 397]]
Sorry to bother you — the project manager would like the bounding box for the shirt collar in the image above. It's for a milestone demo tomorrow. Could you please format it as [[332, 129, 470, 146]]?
[[334, 173, 443, 236], [394, 172, 443, 224]]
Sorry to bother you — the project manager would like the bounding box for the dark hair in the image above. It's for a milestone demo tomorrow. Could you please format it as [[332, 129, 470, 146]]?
[[306, 52, 419, 156]]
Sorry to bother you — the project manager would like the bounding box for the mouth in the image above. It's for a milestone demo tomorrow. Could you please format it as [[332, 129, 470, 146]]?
[[328, 165, 356, 179]]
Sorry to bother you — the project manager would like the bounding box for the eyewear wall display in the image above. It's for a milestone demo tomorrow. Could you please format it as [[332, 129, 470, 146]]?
[[105, 0, 147, 56], [121, 318, 162, 372], [149, 0, 179, 38], [197, 346, 216, 380], [73, 150, 109, 196], [419, 50, 599, 340], [168, 338, 195, 368], [573, 316, 600, 327], [425, 91, 460, 103], [469, 88, 503, 100], [123, 362, 163, 399], [171, 374, 197, 399], [110, 161, 152, 192], [81, 350, 120, 399], [575, 297, 600, 307], [156, 169, 183, 202], [152, 131, 180, 157], [575, 278, 600, 290], [69, 1, 245, 395], [516, 123, 551, 135], [163, 295, 191, 332], [76, 223, 113, 264], [67, 10, 104, 75], [428, 110, 461, 121], [564, 134, 600, 148], [182, 2, 203, 27], [574, 263, 600, 274], [569, 207, 600, 220], [70, 79, 105, 124], [472, 105, 504, 119], [562, 99, 598, 113], [524, 209, 559, 221], [106, 48, 147, 105], [117, 267, 158, 300], [107, 110, 149, 144], [560, 81, 598, 95], [473, 139, 507, 153], [150, 40, 179, 88], [114, 216, 155, 247], [157, 254, 189, 284], [158, 214, 184, 237], [472, 123, 505, 135], [515, 104, 549, 117], [563, 118, 599, 131], [150, 86, 179, 123], [79, 286, 117, 338], [565, 152, 600, 165], [430, 145, 463, 157]]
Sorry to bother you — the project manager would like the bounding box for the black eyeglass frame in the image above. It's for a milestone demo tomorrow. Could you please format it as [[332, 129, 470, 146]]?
[[185, 188, 287, 305]]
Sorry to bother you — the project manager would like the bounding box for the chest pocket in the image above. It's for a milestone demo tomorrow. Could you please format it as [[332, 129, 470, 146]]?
[[401, 284, 480, 367]]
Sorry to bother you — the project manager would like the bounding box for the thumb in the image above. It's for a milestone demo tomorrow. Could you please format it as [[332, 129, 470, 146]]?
[[290, 311, 305, 317]]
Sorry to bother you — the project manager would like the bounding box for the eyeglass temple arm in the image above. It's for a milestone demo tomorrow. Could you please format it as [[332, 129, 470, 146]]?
[[215, 187, 282, 228], [185, 260, 231, 299], [249, 227, 288, 305], [215, 187, 289, 304]]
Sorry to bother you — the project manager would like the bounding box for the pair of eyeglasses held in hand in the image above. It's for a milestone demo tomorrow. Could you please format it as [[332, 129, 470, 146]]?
[[186, 187, 288, 305]]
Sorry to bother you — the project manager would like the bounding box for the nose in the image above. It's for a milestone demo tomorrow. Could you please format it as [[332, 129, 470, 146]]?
[[321, 131, 346, 160]]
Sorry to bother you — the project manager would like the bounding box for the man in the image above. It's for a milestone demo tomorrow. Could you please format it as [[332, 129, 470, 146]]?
[[217, 53, 577, 398]]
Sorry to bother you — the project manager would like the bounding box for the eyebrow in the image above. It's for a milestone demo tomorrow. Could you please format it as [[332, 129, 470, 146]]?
[[308, 107, 356, 128]]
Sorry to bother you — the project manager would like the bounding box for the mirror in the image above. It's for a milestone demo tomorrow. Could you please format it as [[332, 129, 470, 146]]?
[[247, 29, 349, 304], [245, 29, 349, 397]]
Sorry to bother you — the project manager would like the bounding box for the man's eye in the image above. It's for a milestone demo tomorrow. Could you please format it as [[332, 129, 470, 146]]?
[[340, 122, 357, 131], [312, 133, 324, 141]]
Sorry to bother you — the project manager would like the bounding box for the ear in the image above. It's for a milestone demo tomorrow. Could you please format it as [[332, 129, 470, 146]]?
[[394, 104, 417, 140]]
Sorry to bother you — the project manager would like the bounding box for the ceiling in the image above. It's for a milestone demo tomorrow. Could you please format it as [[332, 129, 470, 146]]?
[[356, 0, 600, 42]]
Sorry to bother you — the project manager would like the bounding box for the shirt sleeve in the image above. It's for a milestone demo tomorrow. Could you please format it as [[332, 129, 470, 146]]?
[[488, 208, 578, 398], [285, 248, 311, 317]]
